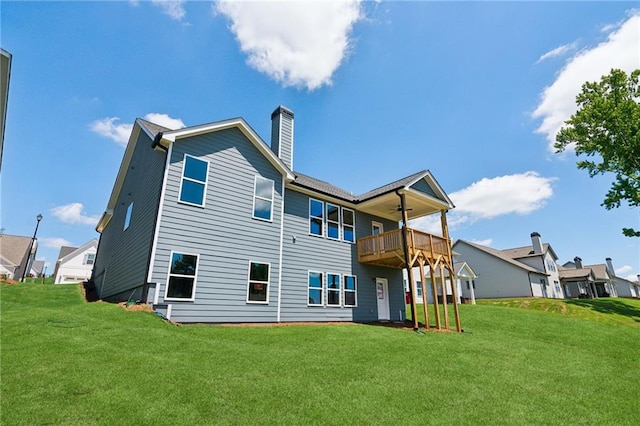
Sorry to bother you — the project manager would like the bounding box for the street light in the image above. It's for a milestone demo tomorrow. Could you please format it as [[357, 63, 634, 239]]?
[[21, 214, 43, 282]]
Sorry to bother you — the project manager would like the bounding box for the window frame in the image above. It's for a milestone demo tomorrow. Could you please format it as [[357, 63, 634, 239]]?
[[246, 261, 270, 304], [326, 203, 341, 240], [84, 253, 96, 266], [326, 272, 341, 307], [343, 275, 357, 307], [178, 154, 209, 208], [309, 199, 324, 237], [342, 207, 355, 243], [372, 221, 384, 235], [124, 202, 133, 230], [307, 270, 324, 306], [252, 176, 274, 222], [164, 251, 199, 302]]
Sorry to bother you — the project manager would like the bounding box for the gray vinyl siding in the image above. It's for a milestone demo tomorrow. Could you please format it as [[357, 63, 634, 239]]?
[[279, 189, 404, 323], [150, 128, 283, 323], [270, 113, 293, 169], [93, 130, 166, 300], [410, 178, 438, 199]]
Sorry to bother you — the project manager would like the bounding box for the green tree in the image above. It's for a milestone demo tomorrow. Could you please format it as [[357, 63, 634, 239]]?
[[555, 68, 640, 237]]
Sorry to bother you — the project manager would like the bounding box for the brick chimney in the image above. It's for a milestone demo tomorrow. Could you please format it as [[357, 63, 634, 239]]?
[[530, 232, 543, 254], [270, 106, 294, 169], [574, 256, 583, 269]]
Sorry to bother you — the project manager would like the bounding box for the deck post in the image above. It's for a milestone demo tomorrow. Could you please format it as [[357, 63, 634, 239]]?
[[441, 210, 462, 332], [397, 191, 418, 330], [418, 258, 429, 330], [429, 262, 441, 329], [440, 263, 450, 329]]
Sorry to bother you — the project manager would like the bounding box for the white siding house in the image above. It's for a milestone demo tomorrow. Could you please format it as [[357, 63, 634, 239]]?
[[53, 239, 98, 284]]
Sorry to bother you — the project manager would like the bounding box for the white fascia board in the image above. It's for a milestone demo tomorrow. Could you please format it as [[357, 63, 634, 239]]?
[[404, 171, 455, 209], [285, 184, 358, 209]]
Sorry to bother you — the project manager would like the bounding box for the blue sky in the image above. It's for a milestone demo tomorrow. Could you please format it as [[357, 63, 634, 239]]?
[[1, 1, 639, 281]]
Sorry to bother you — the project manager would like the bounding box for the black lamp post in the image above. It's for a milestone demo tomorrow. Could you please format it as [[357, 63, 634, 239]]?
[[21, 214, 43, 282]]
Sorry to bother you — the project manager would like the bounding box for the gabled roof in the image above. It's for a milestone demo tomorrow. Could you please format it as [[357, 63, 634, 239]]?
[[138, 118, 171, 138], [454, 240, 544, 274], [30, 260, 44, 275], [583, 264, 613, 281], [292, 173, 356, 202], [56, 239, 98, 265], [558, 266, 596, 281], [0, 234, 32, 266], [501, 243, 559, 261], [57, 246, 78, 261]]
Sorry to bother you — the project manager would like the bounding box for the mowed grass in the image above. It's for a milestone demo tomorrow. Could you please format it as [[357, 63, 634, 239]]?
[[2, 284, 639, 425]]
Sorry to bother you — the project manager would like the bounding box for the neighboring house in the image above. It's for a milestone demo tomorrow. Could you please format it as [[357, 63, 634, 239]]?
[[1, 48, 11, 171], [53, 239, 98, 284], [560, 257, 617, 298], [92, 106, 456, 324], [0, 234, 36, 280], [452, 232, 563, 299], [615, 275, 640, 299], [29, 260, 45, 277], [404, 261, 477, 304]]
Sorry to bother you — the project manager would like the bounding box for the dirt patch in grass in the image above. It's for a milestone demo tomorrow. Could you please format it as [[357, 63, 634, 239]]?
[[0, 278, 18, 285], [118, 302, 154, 313]]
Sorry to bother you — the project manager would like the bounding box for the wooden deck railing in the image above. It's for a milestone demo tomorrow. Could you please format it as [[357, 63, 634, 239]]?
[[357, 228, 450, 268]]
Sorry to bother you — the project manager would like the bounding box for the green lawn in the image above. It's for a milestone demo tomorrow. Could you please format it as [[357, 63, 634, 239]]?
[[2, 283, 639, 425]]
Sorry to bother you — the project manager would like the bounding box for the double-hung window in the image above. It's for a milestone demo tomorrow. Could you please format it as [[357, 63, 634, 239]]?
[[343, 275, 357, 307], [327, 273, 341, 306], [342, 208, 355, 242], [326, 204, 340, 239], [84, 253, 96, 265], [308, 271, 324, 306], [165, 252, 199, 301], [247, 262, 269, 303], [309, 199, 324, 236], [253, 176, 274, 221], [179, 155, 208, 207]]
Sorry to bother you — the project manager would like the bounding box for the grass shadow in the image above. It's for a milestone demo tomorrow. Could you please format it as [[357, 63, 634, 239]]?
[[566, 298, 640, 323]]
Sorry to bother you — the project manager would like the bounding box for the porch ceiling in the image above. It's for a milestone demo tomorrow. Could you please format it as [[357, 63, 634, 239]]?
[[357, 190, 450, 221]]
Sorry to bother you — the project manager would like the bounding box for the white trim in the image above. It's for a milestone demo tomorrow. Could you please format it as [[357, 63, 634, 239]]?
[[277, 178, 285, 322], [307, 270, 324, 306], [246, 260, 271, 304], [343, 274, 357, 307], [309, 198, 324, 237], [166, 304, 172, 320], [326, 203, 341, 240], [326, 272, 341, 307], [177, 153, 209, 208], [252, 175, 274, 222], [164, 250, 199, 302], [147, 142, 173, 283], [342, 207, 355, 243], [153, 282, 160, 305], [372, 221, 384, 235]]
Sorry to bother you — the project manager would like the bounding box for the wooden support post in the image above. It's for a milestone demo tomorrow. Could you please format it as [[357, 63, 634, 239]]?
[[429, 262, 441, 329], [398, 191, 418, 330], [418, 258, 429, 330], [441, 210, 462, 332], [440, 263, 450, 330]]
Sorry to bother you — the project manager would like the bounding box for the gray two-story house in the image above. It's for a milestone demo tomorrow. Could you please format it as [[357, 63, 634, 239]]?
[[92, 106, 455, 324]]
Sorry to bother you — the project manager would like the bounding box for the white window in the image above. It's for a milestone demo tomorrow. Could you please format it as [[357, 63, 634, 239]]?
[[343, 275, 357, 307], [165, 252, 199, 301], [247, 262, 270, 303], [327, 273, 341, 306], [124, 202, 133, 230], [372, 221, 384, 235], [326, 204, 340, 240], [178, 155, 208, 207], [309, 199, 324, 236], [84, 253, 96, 265], [308, 271, 324, 306], [342, 208, 355, 242], [253, 176, 274, 221]]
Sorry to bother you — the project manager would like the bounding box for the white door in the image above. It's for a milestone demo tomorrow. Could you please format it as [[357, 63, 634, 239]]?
[[376, 278, 390, 320]]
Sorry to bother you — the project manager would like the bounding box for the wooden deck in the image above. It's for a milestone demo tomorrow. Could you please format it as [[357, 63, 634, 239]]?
[[357, 228, 451, 269]]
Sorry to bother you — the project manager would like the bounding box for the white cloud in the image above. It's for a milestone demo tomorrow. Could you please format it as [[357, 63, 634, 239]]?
[[90, 117, 133, 147], [616, 265, 633, 275], [90, 113, 184, 147], [143, 113, 185, 130], [411, 172, 555, 233], [51, 203, 100, 226], [40, 237, 74, 250], [536, 42, 577, 63], [626, 274, 639, 282], [469, 238, 493, 247], [151, 0, 186, 21], [215, 0, 363, 90], [532, 13, 640, 152]]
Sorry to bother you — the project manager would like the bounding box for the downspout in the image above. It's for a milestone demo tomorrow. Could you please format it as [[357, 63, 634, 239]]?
[[396, 190, 418, 329]]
